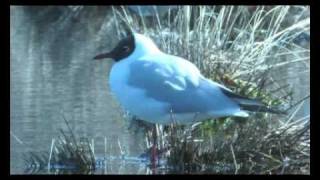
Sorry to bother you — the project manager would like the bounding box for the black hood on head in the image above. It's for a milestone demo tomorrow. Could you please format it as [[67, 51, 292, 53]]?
[[93, 34, 135, 62]]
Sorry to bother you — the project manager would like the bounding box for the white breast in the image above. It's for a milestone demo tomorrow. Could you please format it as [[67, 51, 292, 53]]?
[[109, 60, 170, 123]]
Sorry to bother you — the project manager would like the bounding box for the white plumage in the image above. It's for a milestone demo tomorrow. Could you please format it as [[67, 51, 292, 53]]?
[[107, 33, 249, 124]]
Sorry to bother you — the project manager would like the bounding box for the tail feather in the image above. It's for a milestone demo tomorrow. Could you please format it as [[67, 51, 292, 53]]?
[[239, 103, 286, 115], [219, 86, 286, 115]]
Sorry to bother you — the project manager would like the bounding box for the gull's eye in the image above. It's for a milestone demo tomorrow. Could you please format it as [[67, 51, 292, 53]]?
[[122, 46, 130, 52]]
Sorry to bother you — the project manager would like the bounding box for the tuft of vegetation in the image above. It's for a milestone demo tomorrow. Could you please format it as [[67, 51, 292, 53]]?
[[24, 116, 96, 174], [163, 116, 309, 174], [113, 5, 310, 174]]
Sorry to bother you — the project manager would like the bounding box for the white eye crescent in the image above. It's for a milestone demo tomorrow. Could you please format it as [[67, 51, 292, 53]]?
[[123, 46, 130, 52]]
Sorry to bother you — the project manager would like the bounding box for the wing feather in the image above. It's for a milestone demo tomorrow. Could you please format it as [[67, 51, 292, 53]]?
[[127, 54, 243, 114]]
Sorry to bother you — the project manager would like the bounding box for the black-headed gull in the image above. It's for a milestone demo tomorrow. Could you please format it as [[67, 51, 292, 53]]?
[[94, 32, 282, 124]]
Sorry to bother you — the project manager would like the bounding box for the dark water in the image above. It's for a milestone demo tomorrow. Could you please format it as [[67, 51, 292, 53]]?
[[10, 6, 146, 174]]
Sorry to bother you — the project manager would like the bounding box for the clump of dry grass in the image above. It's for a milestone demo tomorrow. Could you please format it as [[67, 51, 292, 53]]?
[[113, 5, 310, 174], [163, 115, 309, 174], [24, 116, 96, 174]]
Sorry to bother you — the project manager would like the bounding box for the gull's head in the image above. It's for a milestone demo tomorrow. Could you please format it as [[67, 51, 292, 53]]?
[[93, 33, 160, 62]]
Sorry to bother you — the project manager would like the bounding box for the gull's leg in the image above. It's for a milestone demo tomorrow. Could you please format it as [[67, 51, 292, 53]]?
[[151, 124, 158, 174]]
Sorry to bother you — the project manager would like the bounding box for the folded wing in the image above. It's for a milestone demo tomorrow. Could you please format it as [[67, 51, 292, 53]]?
[[127, 54, 241, 114]]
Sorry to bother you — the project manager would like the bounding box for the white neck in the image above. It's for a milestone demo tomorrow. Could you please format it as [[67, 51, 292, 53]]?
[[133, 33, 161, 56]]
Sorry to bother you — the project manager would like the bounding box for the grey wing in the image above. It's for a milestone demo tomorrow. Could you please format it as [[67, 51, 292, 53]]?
[[127, 57, 222, 113]]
